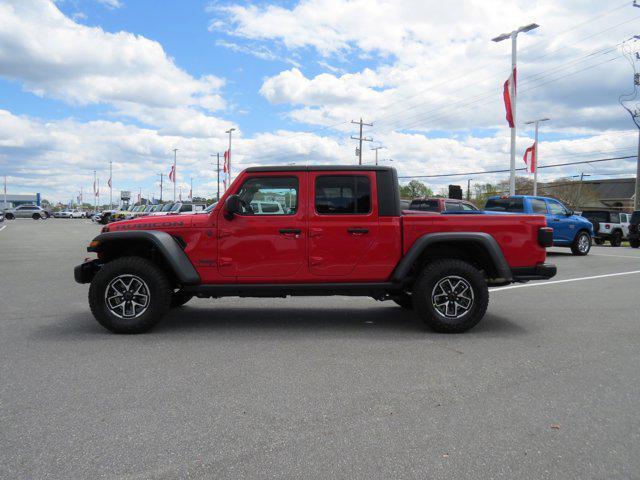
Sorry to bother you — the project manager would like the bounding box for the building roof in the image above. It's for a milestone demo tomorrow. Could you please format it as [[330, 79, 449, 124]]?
[[582, 178, 636, 200]]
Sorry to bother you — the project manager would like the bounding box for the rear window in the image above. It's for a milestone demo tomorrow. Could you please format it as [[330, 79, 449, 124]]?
[[582, 211, 608, 222], [409, 199, 439, 212], [631, 212, 640, 223], [315, 175, 371, 215], [484, 198, 524, 212]]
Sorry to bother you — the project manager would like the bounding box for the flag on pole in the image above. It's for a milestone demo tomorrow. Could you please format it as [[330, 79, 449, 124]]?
[[223, 150, 230, 189], [523, 142, 537, 174], [169, 165, 175, 183], [93, 179, 97, 197], [503, 67, 516, 128]]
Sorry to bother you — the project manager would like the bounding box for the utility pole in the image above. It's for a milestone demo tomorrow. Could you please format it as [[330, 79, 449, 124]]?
[[225, 128, 236, 183], [211, 153, 220, 201], [4, 175, 7, 207], [93, 170, 97, 211], [157, 173, 163, 202], [371, 145, 386, 165], [467, 178, 473, 201], [351, 118, 373, 165], [172, 148, 178, 202], [524, 118, 550, 196], [190, 177, 193, 201], [493, 23, 539, 196]]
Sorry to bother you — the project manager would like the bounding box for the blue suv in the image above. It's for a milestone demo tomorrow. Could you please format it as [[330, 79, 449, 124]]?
[[485, 195, 595, 255]]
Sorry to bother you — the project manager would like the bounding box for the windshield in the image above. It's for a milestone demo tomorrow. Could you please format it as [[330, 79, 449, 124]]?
[[484, 197, 524, 212], [204, 202, 217, 213]]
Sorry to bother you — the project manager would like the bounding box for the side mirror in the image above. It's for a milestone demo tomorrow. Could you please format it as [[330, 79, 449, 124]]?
[[224, 194, 242, 220]]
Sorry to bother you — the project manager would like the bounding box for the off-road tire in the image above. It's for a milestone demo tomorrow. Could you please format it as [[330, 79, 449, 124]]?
[[170, 292, 194, 308], [571, 231, 591, 256], [412, 259, 489, 333], [391, 293, 413, 309], [5, 213, 14, 220], [594, 237, 605, 245], [610, 230, 622, 247], [89, 256, 172, 334]]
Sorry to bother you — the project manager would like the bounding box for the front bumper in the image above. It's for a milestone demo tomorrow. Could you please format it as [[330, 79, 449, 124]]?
[[74, 259, 102, 284], [511, 263, 557, 282]]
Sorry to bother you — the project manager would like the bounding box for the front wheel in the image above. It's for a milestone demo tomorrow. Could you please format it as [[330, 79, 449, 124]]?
[[5, 213, 14, 220], [412, 259, 489, 333], [571, 231, 591, 255], [32, 213, 41, 220], [89, 256, 172, 333]]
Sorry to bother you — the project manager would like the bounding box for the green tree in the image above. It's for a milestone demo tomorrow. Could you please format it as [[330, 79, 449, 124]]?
[[400, 180, 433, 199]]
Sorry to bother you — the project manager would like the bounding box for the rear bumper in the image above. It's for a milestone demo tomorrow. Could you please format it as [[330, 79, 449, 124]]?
[[511, 263, 557, 282], [74, 259, 101, 284]]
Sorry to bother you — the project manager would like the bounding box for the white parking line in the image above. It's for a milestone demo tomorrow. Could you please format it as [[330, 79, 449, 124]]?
[[490, 270, 640, 292], [0, 225, 6, 232], [590, 253, 640, 260]]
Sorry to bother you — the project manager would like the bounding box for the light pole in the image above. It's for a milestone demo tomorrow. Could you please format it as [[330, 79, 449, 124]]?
[[225, 128, 236, 183], [210, 153, 220, 201], [109, 160, 113, 209], [172, 148, 178, 202], [371, 145, 386, 165], [157, 173, 163, 202], [524, 117, 550, 196], [493, 22, 539, 196], [467, 178, 473, 201]]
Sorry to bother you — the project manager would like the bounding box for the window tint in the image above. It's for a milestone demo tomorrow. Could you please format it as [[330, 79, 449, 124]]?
[[484, 198, 524, 212], [315, 175, 371, 214], [531, 199, 547, 214], [409, 199, 439, 212], [548, 201, 567, 216], [445, 202, 462, 211], [237, 176, 298, 215]]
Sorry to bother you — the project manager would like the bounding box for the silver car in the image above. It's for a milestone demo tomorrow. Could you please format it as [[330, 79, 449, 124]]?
[[3, 204, 48, 220]]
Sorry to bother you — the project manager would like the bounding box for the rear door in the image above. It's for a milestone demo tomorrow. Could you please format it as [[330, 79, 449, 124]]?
[[308, 171, 379, 277]]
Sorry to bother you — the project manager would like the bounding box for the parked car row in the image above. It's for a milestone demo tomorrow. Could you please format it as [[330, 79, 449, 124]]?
[[92, 202, 207, 224], [406, 194, 639, 255]]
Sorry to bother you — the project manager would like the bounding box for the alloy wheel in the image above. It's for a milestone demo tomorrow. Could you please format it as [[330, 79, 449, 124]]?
[[104, 274, 150, 319], [431, 275, 474, 319]]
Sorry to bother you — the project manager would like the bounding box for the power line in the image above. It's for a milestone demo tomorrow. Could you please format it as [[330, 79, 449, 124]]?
[[397, 155, 636, 179]]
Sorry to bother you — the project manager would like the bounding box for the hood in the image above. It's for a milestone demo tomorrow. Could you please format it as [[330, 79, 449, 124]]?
[[106, 214, 192, 232]]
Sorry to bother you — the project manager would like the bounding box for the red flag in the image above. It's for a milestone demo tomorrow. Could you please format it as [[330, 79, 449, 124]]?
[[503, 67, 516, 128], [169, 165, 175, 183], [223, 150, 229, 173], [189, 188, 192, 200], [523, 142, 537, 174]]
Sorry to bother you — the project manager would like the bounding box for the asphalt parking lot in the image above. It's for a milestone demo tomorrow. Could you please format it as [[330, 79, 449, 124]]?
[[1, 219, 639, 480]]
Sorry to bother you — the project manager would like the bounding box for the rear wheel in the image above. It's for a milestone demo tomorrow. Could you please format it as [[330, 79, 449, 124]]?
[[89, 256, 172, 333], [32, 213, 41, 220], [5, 213, 14, 220], [610, 230, 622, 247], [412, 259, 488, 333], [571, 231, 591, 255]]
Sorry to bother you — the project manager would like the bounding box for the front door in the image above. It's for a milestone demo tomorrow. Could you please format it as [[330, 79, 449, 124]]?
[[218, 173, 306, 279], [308, 172, 379, 277], [546, 199, 571, 242]]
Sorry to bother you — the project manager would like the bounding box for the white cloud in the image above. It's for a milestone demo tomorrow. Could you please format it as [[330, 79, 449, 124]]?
[[0, 0, 229, 136]]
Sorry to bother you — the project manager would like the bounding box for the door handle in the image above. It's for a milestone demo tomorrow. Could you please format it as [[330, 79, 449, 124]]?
[[279, 228, 301, 236], [347, 227, 369, 235], [553, 218, 560, 222]]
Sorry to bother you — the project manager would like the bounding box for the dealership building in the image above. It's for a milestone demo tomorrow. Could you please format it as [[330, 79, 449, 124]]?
[[1, 193, 41, 209]]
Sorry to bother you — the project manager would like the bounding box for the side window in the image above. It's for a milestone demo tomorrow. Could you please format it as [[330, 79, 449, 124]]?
[[548, 201, 567, 216], [315, 175, 371, 215], [460, 203, 476, 211], [610, 212, 620, 223], [531, 199, 547, 214], [444, 202, 462, 211], [180, 204, 192, 212], [237, 176, 298, 216]]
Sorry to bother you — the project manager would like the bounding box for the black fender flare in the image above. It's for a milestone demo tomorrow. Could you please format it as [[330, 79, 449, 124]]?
[[391, 232, 513, 283], [88, 230, 200, 285]]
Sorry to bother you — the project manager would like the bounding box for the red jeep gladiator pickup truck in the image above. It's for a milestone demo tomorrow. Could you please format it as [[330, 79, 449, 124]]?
[[75, 166, 556, 334]]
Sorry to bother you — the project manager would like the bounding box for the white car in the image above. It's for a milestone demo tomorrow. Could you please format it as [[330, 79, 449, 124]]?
[[620, 212, 631, 239], [249, 201, 285, 215]]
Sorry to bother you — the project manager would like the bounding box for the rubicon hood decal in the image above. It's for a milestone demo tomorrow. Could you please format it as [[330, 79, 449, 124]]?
[[112, 220, 185, 231]]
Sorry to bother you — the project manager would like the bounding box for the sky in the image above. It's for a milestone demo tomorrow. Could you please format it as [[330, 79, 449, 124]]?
[[0, 0, 639, 204]]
